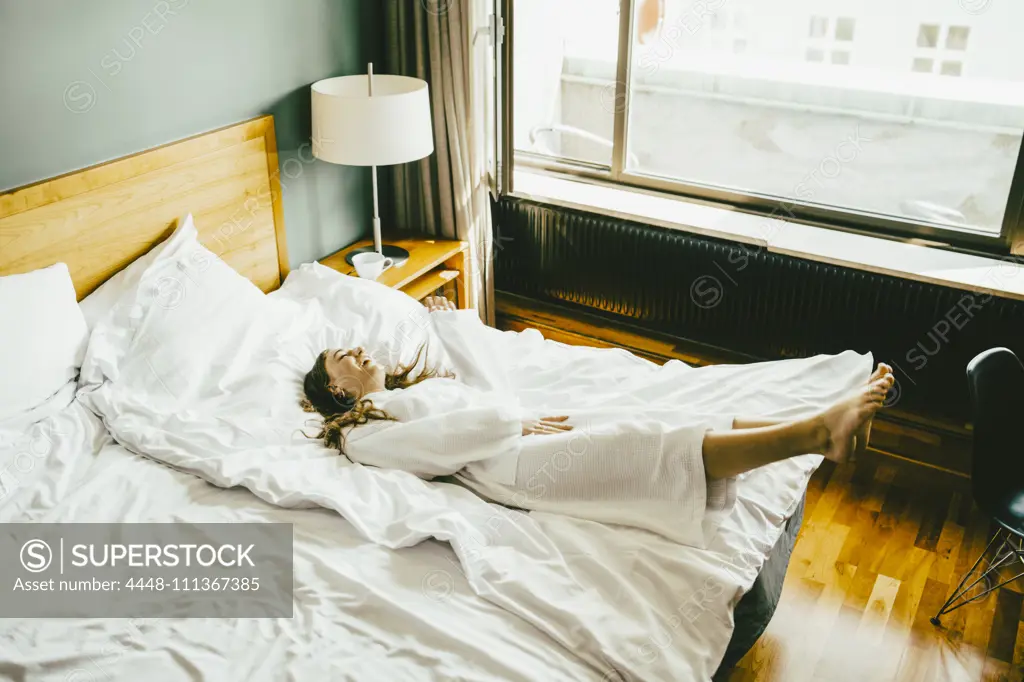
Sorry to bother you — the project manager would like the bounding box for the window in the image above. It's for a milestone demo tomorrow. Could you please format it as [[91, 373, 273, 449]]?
[[912, 23, 973, 77], [511, 0, 1024, 249], [806, 15, 856, 67], [918, 24, 939, 48], [941, 61, 963, 77], [835, 17, 855, 42], [946, 26, 970, 51], [512, 0, 619, 168], [912, 57, 934, 73], [809, 16, 828, 39]]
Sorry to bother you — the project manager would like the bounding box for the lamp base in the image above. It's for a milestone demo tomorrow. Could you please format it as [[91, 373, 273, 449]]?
[[344, 244, 411, 267]]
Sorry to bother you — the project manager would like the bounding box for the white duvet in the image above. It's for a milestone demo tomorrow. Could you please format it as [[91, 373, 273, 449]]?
[[66, 239, 871, 681], [0, 398, 596, 681]]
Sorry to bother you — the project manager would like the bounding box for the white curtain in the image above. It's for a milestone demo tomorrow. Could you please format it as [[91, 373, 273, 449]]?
[[383, 0, 496, 324]]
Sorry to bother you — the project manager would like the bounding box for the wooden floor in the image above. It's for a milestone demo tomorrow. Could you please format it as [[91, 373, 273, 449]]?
[[725, 455, 1022, 682]]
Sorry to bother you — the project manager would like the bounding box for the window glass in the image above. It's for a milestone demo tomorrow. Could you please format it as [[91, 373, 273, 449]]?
[[946, 26, 970, 51], [918, 24, 939, 48], [835, 17, 856, 42], [513, 0, 620, 167], [514, 0, 1024, 239], [624, 2, 1024, 234]]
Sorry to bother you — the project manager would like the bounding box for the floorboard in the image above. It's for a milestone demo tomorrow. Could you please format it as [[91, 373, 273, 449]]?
[[726, 458, 1020, 682]]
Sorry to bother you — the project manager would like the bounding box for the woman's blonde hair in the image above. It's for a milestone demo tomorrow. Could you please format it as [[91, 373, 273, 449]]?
[[301, 344, 452, 453]]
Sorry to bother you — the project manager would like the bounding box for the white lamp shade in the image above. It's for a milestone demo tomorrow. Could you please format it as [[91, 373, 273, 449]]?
[[311, 74, 434, 167]]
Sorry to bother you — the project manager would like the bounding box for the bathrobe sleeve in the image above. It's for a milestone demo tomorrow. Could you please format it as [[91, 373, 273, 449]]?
[[344, 379, 523, 482]]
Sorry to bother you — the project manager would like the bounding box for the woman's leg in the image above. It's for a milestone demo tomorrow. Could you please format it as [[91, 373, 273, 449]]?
[[704, 373, 893, 479], [704, 419, 826, 479], [732, 417, 787, 429]]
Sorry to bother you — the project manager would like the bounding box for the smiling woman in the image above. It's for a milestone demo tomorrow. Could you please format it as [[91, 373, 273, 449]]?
[[302, 339, 578, 453], [324, 347, 391, 399], [300, 342, 449, 452]]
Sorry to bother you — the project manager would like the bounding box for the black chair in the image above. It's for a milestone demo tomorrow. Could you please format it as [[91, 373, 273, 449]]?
[[932, 347, 1024, 625]]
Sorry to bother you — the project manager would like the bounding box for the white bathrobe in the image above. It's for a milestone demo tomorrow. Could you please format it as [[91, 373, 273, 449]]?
[[342, 310, 873, 548], [345, 378, 736, 547], [342, 308, 755, 547]]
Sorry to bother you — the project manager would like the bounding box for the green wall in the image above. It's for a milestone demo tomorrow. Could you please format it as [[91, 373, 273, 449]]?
[[0, 0, 381, 266]]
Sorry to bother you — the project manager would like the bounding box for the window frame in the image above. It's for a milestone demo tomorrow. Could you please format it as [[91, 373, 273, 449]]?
[[504, 0, 1024, 257]]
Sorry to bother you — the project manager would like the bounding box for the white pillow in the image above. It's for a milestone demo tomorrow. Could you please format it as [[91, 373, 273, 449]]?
[[79, 214, 198, 331], [79, 227, 284, 411], [273, 263, 435, 369], [0, 263, 88, 421]]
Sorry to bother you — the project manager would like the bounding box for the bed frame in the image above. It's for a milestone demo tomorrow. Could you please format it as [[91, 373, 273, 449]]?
[[0, 116, 289, 298]]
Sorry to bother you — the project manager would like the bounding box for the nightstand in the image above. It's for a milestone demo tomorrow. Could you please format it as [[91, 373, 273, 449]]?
[[320, 236, 471, 309]]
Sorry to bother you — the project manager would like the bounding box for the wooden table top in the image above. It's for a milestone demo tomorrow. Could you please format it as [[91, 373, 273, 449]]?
[[319, 236, 467, 291]]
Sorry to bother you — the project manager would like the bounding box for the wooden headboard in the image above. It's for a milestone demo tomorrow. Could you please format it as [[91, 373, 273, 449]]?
[[0, 116, 289, 299]]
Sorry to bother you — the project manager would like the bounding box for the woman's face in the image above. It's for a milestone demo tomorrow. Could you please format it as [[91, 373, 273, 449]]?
[[323, 347, 386, 399]]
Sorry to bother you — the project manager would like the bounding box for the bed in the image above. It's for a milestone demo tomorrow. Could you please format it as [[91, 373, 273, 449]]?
[[0, 116, 828, 681]]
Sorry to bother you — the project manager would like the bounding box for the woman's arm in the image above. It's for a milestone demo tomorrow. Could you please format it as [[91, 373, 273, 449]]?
[[344, 376, 570, 480], [344, 402, 523, 480]]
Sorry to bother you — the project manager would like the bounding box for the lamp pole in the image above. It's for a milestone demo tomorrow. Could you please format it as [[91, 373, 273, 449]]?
[[368, 62, 383, 256]]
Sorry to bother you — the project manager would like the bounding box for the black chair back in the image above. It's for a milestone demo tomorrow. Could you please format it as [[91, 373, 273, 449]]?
[[967, 347, 1024, 518]]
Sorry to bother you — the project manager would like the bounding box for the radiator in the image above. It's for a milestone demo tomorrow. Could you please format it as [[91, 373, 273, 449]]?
[[493, 197, 1024, 423]]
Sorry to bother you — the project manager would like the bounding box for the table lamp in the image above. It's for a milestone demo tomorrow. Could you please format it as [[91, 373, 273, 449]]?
[[311, 64, 435, 266]]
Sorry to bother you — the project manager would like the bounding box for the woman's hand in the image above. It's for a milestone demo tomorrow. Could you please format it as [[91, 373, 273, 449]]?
[[522, 416, 573, 436], [423, 296, 457, 313]]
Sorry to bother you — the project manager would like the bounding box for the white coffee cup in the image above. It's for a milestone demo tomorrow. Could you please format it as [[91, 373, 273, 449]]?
[[352, 252, 394, 281]]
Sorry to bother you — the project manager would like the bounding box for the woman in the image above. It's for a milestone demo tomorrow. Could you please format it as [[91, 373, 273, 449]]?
[[303, 297, 893, 546]]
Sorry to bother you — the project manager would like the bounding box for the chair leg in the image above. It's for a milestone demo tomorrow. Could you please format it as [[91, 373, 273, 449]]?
[[931, 527, 1024, 625]]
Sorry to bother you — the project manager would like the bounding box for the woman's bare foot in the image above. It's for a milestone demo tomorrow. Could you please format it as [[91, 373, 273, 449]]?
[[855, 363, 893, 458], [818, 376, 893, 464], [868, 362, 893, 384], [423, 296, 457, 313]]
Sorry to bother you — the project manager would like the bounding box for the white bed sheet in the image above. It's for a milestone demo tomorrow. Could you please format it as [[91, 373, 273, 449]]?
[[71, 263, 873, 681], [0, 400, 597, 681]]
